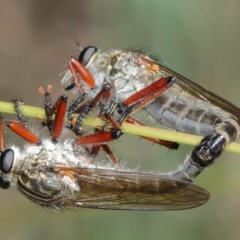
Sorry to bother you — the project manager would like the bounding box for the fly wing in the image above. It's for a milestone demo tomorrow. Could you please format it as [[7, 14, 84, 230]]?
[[159, 64, 240, 124], [70, 168, 209, 210]]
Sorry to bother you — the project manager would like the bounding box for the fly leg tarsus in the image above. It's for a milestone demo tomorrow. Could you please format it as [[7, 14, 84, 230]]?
[[66, 92, 87, 135], [68, 83, 115, 135], [172, 119, 240, 181], [12, 99, 27, 123], [69, 82, 115, 135], [38, 85, 53, 132], [67, 93, 86, 125]]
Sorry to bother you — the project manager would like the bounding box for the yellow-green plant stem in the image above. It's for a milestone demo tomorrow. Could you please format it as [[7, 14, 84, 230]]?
[[0, 100, 239, 154]]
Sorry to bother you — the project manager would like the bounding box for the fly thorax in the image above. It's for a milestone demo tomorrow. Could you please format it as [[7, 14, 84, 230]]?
[[109, 52, 162, 102], [10, 140, 82, 208]]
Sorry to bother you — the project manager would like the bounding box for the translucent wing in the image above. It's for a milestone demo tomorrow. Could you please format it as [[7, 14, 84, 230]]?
[[158, 63, 240, 124], [67, 168, 209, 210]]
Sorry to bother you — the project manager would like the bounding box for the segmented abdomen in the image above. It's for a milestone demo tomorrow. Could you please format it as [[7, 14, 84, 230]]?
[[146, 85, 235, 136]]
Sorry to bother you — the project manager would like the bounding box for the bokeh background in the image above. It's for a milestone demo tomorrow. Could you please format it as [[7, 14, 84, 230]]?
[[1, 1, 240, 240]]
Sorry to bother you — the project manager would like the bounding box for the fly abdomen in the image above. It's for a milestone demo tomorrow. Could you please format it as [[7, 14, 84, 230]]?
[[146, 88, 235, 137]]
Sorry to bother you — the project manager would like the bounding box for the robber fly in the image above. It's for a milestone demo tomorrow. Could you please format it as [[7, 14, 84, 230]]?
[[0, 88, 209, 210], [61, 46, 240, 182]]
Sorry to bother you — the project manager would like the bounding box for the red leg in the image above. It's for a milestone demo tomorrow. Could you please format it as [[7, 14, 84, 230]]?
[[39, 86, 68, 142], [7, 120, 40, 145], [50, 95, 68, 141], [89, 144, 119, 165], [75, 117, 179, 150], [101, 144, 119, 165], [76, 130, 120, 145], [6, 99, 41, 145], [118, 76, 174, 124], [69, 57, 95, 90], [69, 72, 176, 162], [6, 87, 67, 145], [125, 117, 179, 150], [124, 77, 172, 106], [75, 77, 174, 145], [69, 92, 120, 165]]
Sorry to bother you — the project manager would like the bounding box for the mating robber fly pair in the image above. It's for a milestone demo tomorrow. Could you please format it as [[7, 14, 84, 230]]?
[[0, 46, 239, 211]]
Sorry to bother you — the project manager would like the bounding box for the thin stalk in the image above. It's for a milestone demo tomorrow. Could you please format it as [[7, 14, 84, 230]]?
[[0, 100, 239, 154]]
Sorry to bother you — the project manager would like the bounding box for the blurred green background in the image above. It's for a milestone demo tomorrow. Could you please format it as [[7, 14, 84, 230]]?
[[1, 1, 240, 240]]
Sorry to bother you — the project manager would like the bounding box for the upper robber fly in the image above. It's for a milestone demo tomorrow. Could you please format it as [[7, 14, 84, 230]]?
[[61, 46, 240, 181]]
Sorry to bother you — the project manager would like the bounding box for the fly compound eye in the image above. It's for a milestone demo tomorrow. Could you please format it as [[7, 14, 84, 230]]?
[[0, 149, 14, 174], [0, 176, 10, 189], [78, 46, 97, 66]]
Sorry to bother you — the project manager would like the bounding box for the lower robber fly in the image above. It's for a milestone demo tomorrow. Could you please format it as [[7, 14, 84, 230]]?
[[0, 89, 209, 210], [61, 45, 240, 182]]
